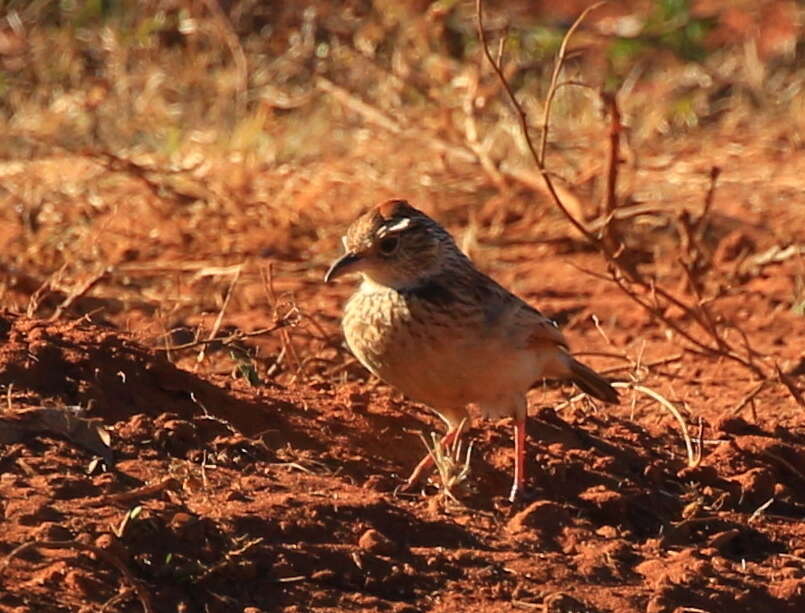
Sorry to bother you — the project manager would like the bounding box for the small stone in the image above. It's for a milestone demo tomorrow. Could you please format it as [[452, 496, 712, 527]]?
[[358, 528, 396, 555], [595, 525, 618, 538]]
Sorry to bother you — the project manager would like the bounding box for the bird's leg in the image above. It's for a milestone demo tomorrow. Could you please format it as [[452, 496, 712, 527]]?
[[509, 418, 526, 502], [403, 422, 463, 490]]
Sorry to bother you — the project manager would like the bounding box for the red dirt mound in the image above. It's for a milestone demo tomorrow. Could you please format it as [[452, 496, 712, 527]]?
[[0, 313, 803, 612]]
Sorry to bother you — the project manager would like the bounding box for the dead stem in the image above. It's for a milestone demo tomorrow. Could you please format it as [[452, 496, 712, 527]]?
[[197, 264, 242, 363], [156, 315, 296, 353], [0, 539, 154, 613], [612, 382, 698, 467], [731, 380, 769, 416], [476, 0, 773, 386], [476, 0, 602, 243]]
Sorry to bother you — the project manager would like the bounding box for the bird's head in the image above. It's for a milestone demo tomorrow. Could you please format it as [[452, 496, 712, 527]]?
[[325, 199, 457, 288]]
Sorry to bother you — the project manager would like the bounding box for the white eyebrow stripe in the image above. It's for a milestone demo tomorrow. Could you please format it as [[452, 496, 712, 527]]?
[[376, 218, 411, 237], [341, 235, 349, 249]]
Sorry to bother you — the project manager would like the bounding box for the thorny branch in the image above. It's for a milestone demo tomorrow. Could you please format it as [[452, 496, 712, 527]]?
[[475, 0, 777, 385]]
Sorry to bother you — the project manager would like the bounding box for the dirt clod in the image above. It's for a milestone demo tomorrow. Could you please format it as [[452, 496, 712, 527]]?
[[358, 528, 397, 556]]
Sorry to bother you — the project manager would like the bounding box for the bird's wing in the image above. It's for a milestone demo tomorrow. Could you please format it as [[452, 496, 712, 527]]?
[[514, 300, 568, 348], [472, 272, 568, 348]]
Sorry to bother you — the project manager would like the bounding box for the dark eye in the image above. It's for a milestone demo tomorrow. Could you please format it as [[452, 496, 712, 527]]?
[[378, 236, 399, 255]]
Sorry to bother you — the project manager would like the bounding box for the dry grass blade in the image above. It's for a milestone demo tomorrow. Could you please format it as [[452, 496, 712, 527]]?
[[0, 540, 154, 613], [418, 419, 472, 504], [613, 382, 697, 467], [197, 264, 242, 363], [48, 267, 109, 322]]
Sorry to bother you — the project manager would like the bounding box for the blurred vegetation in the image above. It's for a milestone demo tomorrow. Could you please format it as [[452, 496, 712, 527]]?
[[0, 0, 802, 163], [0, 1, 802, 387]]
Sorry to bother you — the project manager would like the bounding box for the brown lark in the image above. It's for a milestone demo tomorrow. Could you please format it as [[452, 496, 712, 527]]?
[[325, 199, 618, 501]]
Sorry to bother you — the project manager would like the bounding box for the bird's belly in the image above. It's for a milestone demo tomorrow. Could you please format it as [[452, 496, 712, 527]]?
[[343, 293, 540, 412], [384, 343, 539, 413]]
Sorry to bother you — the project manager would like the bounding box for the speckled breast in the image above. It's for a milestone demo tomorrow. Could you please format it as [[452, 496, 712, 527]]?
[[341, 286, 539, 411]]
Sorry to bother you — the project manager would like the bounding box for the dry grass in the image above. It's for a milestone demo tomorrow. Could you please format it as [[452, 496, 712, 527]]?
[[1, 0, 803, 390]]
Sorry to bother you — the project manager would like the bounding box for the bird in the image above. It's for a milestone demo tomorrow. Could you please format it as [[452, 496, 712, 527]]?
[[325, 199, 618, 501]]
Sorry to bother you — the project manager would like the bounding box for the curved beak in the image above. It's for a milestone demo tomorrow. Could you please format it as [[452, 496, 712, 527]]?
[[324, 251, 361, 283]]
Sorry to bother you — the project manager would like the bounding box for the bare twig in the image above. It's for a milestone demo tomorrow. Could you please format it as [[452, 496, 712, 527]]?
[[0, 540, 154, 613], [476, 0, 603, 243], [539, 2, 606, 167], [776, 364, 805, 409], [87, 477, 181, 506], [197, 265, 242, 363], [48, 267, 109, 322], [600, 91, 622, 245], [198, 537, 263, 581], [476, 0, 771, 385], [598, 353, 684, 376], [156, 316, 295, 353], [692, 166, 721, 242], [612, 382, 697, 467], [730, 380, 768, 416]]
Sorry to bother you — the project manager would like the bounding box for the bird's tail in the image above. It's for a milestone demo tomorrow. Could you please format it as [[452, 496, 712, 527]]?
[[567, 358, 619, 404]]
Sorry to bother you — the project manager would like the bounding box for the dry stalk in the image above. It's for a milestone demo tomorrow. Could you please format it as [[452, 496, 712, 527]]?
[[476, 0, 602, 244], [730, 379, 768, 416], [48, 267, 109, 322], [775, 364, 805, 409], [87, 477, 181, 507], [0, 539, 154, 613], [476, 0, 774, 387], [600, 91, 622, 247], [156, 313, 297, 353], [612, 382, 698, 467], [26, 262, 67, 317], [418, 419, 472, 504], [197, 264, 242, 363]]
